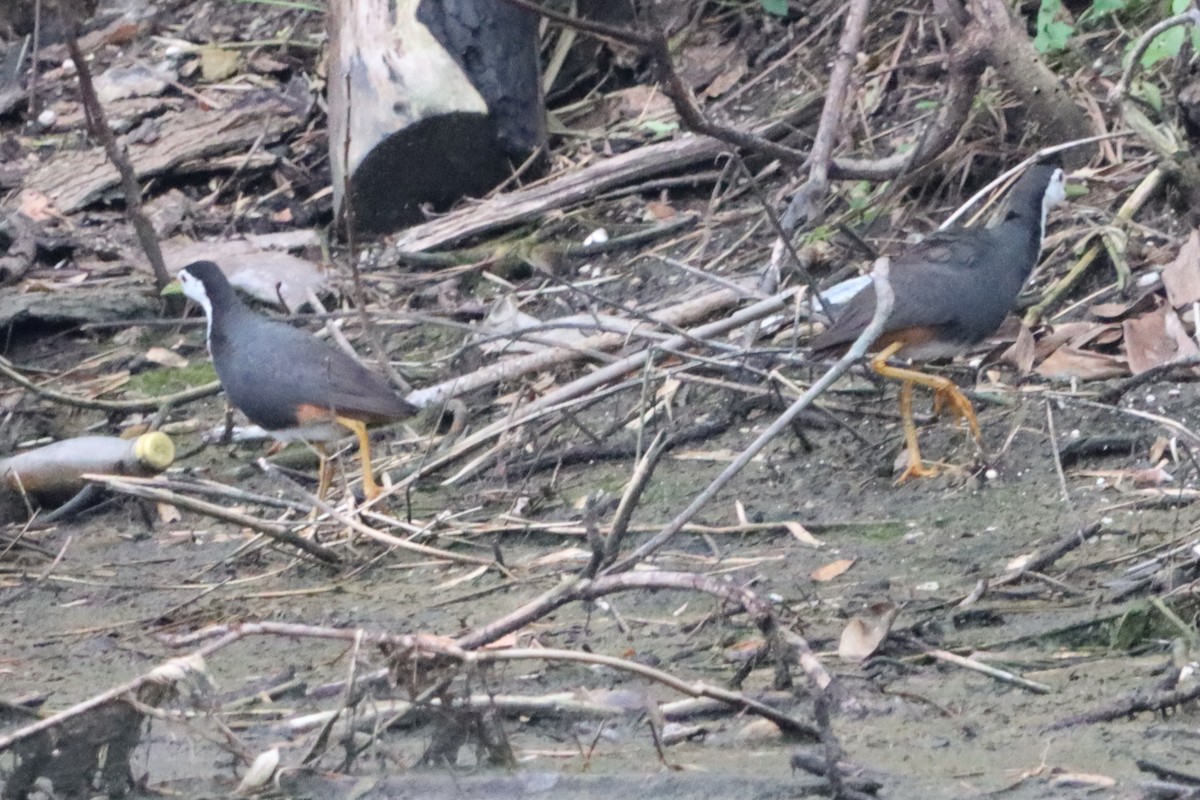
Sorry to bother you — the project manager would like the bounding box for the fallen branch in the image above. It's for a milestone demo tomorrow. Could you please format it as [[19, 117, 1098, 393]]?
[[87, 474, 342, 564], [400, 286, 800, 487], [605, 257, 894, 572], [0, 355, 221, 412]]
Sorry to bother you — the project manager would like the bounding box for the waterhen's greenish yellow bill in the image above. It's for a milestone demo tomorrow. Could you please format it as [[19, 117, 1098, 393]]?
[[810, 164, 1067, 482], [176, 260, 415, 499]]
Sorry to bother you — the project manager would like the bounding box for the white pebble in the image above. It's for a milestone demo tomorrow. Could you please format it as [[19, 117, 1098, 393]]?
[[582, 228, 609, 247], [36, 109, 56, 127]]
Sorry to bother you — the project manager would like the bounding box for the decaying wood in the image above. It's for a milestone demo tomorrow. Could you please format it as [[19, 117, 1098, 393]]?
[[390, 101, 820, 253], [18, 93, 303, 213]]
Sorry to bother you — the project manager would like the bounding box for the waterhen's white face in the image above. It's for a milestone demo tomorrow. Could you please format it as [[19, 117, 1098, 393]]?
[[177, 267, 214, 345], [1044, 167, 1067, 209]]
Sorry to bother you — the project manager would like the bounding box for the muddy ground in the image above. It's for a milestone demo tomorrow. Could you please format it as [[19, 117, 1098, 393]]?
[[4, 308, 1200, 800], [4, 0, 1200, 798]]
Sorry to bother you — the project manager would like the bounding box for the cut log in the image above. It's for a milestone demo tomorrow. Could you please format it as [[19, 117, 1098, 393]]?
[[328, 0, 545, 235]]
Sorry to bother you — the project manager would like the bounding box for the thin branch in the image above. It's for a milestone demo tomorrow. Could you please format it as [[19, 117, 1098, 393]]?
[[65, 33, 170, 289]]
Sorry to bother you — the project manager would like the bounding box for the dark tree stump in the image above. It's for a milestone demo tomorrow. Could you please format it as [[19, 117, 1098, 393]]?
[[328, 0, 546, 235]]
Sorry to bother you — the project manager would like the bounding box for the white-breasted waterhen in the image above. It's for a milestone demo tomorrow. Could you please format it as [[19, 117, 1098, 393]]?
[[810, 163, 1067, 482], [176, 260, 415, 499]]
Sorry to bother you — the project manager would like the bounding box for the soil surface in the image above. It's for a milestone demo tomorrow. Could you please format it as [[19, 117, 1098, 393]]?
[[4, 1, 1200, 799]]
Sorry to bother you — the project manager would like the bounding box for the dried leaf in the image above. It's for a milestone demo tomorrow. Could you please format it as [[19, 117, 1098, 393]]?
[[783, 521, 824, 547], [235, 748, 279, 795], [810, 558, 855, 582], [1035, 347, 1128, 381], [1090, 301, 1133, 319], [525, 547, 591, 568], [1032, 322, 1102, 360], [1162, 229, 1200, 307], [148, 653, 208, 683], [162, 237, 328, 312], [1006, 552, 1034, 572], [837, 603, 900, 662], [199, 45, 240, 82], [1000, 321, 1035, 373], [17, 190, 60, 222], [145, 346, 188, 368], [433, 564, 489, 591], [156, 502, 182, 524], [1122, 304, 1200, 375], [644, 200, 676, 221], [703, 62, 747, 98]]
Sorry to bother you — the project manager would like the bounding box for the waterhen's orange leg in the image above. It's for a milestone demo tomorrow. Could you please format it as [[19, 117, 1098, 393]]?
[[869, 341, 982, 440], [895, 380, 940, 483], [337, 416, 382, 500]]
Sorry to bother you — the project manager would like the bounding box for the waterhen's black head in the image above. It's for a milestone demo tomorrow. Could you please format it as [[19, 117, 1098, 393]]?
[[177, 260, 241, 319]]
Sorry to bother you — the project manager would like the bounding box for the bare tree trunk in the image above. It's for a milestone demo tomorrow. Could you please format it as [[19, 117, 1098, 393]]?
[[328, 0, 545, 235]]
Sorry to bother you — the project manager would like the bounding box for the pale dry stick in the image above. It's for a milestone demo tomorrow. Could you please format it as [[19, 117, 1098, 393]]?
[[259, 463, 495, 568], [605, 258, 894, 574], [926, 648, 1052, 694], [0, 355, 221, 412], [153, 620, 814, 736], [405, 282, 762, 408], [596, 431, 669, 573], [403, 287, 799, 487], [1045, 399, 1073, 509], [474, 647, 817, 739], [66, 34, 170, 290], [86, 474, 341, 564]]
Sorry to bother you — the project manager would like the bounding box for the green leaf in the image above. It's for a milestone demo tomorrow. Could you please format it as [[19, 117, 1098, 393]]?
[[1034, 0, 1074, 52], [641, 120, 679, 137], [760, 0, 789, 15], [1141, 26, 1185, 67], [1079, 0, 1125, 22], [1130, 78, 1163, 112]]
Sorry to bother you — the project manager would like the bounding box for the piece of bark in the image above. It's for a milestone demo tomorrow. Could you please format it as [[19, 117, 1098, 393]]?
[[0, 211, 38, 285], [16, 92, 303, 213], [328, 0, 545, 234]]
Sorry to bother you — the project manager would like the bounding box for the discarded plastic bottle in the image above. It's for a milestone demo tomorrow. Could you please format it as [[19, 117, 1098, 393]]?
[[0, 432, 175, 498]]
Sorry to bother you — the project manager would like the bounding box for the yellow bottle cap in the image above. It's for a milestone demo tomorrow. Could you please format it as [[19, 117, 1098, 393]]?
[[132, 432, 175, 471]]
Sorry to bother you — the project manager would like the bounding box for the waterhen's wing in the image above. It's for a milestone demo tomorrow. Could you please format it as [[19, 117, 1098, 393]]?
[[810, 228, 1003, 355]]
